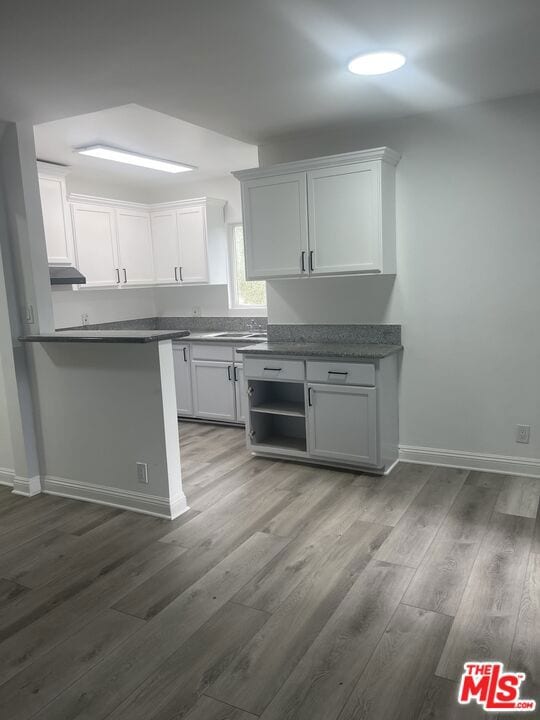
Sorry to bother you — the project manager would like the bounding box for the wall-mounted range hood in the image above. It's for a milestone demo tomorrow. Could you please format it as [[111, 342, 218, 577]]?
[[49, 266, 86, 285]]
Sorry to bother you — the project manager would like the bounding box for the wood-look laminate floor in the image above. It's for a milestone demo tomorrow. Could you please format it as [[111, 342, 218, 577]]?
[[0, 421, 539, 720]]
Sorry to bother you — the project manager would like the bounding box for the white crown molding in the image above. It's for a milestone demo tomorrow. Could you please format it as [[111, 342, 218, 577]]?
[[150, 197, 226, 211], [42, 475, 189, 519], [37, 160, 71, 178], [232, 146, 401, 181], [67, 193, 152, 211], [0, 467, 15, 487], [12, 475, 42, 497], [67, 193, 226, 213], [399, 445, 540, 479]]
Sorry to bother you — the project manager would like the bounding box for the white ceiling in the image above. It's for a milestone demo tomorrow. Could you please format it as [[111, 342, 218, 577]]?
[[2, 0, 540, 143], [34, 104, 258, 189]]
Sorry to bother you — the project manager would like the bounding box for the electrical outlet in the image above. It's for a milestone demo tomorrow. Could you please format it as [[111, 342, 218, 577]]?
[[516, 424, 531, 444], [81, 313, 89, 326], [192, 307, 201, 317], [24, 304, 35, 324], [136, 462, 149, 484]]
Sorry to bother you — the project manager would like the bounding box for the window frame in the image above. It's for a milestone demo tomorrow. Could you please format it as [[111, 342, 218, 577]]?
[[227, 222, 267, 313]]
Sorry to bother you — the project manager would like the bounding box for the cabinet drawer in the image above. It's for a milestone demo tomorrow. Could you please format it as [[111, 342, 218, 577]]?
[[244, 357, 305, 381], [191, 343, 234, 362], [306, 361, 375, 386]]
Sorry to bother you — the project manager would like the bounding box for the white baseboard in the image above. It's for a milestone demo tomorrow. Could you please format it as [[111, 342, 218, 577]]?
[[42, 475, 189, 519], [12, 475, 42, 497], [0, 467, 15, 487], [399, 445, 540, 479]]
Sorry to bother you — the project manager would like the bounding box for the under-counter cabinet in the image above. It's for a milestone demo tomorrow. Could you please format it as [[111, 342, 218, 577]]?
[[172, 344, 193, 415], [233, 147, 400, 279], [242, 353, 399, 473], [307, 383, 378, 465], [176, 343, 245, 424]]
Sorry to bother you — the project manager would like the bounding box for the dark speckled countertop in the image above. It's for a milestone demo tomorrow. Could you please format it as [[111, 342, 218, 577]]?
[[236, 342, 402, 360], [19, 330, 190, 344]]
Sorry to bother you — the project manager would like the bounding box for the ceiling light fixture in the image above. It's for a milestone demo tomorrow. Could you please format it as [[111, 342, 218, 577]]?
[[76, 145, 196, 173], [348, 51, 406, 76]]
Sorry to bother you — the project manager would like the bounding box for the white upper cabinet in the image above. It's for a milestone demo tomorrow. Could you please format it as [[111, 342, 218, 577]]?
[[177, 205, 209, 284], [241, 173, 308, 279], [116, 208, 155, 286], [151, 211, 179, 285], [37, 164, 75, 266], [234, 147, 400, 279], [307, 162, 380, 275], [151, 199, 225, 286], [68, 194, 226, 290], [71, 203, 119, 288]]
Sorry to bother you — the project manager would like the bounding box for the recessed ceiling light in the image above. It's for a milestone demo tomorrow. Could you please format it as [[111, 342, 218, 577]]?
[[76, 145, 196, 174], [348, 51, 406, 76]]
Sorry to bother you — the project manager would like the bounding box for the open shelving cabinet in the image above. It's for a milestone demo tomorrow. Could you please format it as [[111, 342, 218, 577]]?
[[247, 380, 307, 454]]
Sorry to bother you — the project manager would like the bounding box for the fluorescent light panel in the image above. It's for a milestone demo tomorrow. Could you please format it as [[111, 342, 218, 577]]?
[[76, 145, 196, 173]]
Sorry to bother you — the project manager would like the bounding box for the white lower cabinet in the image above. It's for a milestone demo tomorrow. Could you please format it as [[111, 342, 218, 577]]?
[[191, 360, 237, 422], [173, 344, 193, 415], [234, 364, 247, 423], [173, 343, 247, 424], [307, 383, 378, 466], [244, 355, 399, 473]]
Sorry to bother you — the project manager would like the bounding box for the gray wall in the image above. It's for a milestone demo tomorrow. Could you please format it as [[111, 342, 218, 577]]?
[[260, 92, 540, 461], [0, 354, 14, 476]]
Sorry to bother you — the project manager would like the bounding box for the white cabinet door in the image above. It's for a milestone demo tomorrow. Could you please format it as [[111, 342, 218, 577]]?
[[307, 162, 381, 275], [71, 203, 119, 288], [242, 173, 308, 279], [234, 363, 247, 423], [151, 211, 179, 285], [116, 209, 155, 286], [173, 344, 193, 415], [307, 383, 378, 466], [177, 206, 209, 284], [191, 360, 236, 421], [38, 175, 74, 265]]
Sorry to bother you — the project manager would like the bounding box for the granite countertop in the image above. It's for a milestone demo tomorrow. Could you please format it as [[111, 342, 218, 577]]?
[[19, 330, 191, 344], [236, 341, 403, 360]]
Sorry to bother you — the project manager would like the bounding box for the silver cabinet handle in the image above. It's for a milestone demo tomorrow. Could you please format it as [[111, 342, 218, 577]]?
[[115, 268, 120, 284], [309, 250, 314, 272], [328, 370, 348, 376], [123, 268, 127, 283], [233, 366, 239, 382], [227, 365, 232, 381], [300, 251, 306, 272], [308, 386, 313, 406], [178, 266, 183, 282], [174, 266, 178, 282], [182, 347, 187, 362]]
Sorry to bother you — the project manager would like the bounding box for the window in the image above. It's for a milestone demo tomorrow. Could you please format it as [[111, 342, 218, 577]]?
[[228, 224, 266, 309]]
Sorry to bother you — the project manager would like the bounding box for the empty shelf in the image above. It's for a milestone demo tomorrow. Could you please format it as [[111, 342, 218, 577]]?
[[251, 401, 305, 417], [253, 434, 307, 453]]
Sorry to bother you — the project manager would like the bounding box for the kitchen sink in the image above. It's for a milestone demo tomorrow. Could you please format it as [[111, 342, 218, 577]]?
[[215, 332, 250, 338]]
